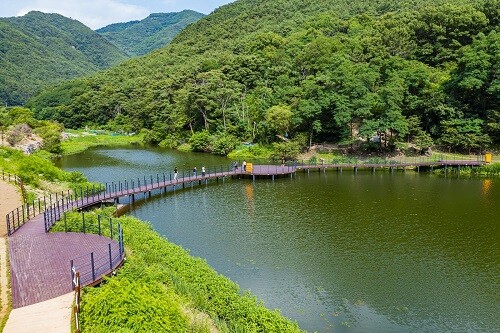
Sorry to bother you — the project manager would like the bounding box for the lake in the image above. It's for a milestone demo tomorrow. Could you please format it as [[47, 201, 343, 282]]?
[[56, 146, 500, 333]]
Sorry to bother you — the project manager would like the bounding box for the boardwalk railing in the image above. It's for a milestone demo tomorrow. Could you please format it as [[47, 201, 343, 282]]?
[[6, 186, 105, 236], [69, 213, 124, 287], [43, 164, 239, 233], [295, 154, 485, 167], [8, 158, 486, 236]]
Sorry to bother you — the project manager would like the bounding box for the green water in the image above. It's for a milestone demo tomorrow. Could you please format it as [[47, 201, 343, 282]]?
[[57, 146, 500, 333]]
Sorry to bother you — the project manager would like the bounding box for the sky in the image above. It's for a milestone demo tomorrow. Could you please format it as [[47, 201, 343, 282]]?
[[0, 0, 235, 29]]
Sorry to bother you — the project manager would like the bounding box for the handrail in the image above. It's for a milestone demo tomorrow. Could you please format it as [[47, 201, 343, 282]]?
[[68, 214, 124, 287], [1, 170, 26, 201], [6, 163, 236, 235], [42, 163, 240, 232], [297, 154, 485, 167], [7, 159, 486, 236]]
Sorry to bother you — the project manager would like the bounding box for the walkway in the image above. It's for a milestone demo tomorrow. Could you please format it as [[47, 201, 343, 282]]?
[[3, 292, 73, 333], [5, 181, 123, 309], [5, 159, 485, 308]]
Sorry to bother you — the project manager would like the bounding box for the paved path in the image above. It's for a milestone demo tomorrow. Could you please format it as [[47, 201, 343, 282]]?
[[3, 292, 73, 333]]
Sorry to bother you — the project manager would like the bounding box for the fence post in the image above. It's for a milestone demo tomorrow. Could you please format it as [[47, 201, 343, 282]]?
[[71, 260, 75, 289], [16, 207, 20, 230], [82, 212, 86, 234], [109, 243, 113, 270], [109, 218, 113, 240], [64, 213, 67, 232], [120, 224, 124, 256], [91, 252, 95, 282]]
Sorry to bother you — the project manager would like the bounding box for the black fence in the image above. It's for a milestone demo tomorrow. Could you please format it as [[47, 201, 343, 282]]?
[[69, 213, 124, 288]]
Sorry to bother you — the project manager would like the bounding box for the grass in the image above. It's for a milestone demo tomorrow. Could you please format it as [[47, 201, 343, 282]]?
[[227, 144, 273, 159], [61, 130, 144, 155]]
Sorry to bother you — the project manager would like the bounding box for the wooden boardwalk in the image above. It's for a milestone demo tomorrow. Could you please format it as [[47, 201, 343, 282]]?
[[6, 159, 485, 308], [295, 159, 484, 172]]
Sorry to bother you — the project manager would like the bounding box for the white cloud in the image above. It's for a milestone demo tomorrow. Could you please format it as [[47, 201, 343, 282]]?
[[16, 0, 150, 29]]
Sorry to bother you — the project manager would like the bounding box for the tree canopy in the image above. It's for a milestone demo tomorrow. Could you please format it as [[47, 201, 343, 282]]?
[[26, 0, 500, 153]]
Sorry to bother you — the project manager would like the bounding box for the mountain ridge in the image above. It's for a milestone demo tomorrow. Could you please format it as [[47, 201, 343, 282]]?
[[0, 11, 129, 106], [96, 10, 205, 56]]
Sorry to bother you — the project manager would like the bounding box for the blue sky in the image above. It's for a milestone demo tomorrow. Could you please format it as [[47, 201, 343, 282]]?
[[0, 0, 235, 29]]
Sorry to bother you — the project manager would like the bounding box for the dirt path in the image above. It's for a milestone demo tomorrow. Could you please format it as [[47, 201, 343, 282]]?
[[0, 180, 20, 325]]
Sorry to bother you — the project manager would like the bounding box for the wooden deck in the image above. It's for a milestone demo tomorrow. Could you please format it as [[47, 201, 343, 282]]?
[[8, 214, 121, 308], [6, 159, 485, 308]]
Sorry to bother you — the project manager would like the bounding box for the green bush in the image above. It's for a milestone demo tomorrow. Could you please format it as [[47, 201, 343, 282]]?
[[212, 134, 238, 156], [81, 278, 189, 333], [189, 131, 212, 152]]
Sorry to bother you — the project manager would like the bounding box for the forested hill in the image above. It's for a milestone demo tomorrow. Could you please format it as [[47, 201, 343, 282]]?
[[0, 11, 129, 106], [96, 10, 205, 56], [29, 0, 500, 152]]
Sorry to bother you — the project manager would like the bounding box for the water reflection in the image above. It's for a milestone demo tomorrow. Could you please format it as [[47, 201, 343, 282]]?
[[245, 182, 254, 216], [482, 178, 492, 197]]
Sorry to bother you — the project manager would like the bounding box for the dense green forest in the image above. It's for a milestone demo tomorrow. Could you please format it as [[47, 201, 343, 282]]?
[[28, 0, 500, 155], [0, 11, 129, 106], [96, 10, 205, 56]]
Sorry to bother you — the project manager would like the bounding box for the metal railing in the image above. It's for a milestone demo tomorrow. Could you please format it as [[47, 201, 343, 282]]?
[[42, 164, 239, 232], [294, 154, 485, 168], [69, 213, 124, 287], [5, 185, 105, 236]]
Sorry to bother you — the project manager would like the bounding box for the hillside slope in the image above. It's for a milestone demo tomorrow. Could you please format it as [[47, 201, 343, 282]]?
[[28, 0, 500, 150], [96, 10, 205, 56], [0, 11, 129, 106]]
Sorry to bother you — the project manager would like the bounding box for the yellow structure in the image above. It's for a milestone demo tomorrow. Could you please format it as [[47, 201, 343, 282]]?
[[484, 153, 492, 163], [246, 162, 253, 173]]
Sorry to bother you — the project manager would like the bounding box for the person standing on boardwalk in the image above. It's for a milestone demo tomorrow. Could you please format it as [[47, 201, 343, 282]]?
[[174, 167, 178, 180], [202, 166, 206, 177], [242, 160, 247, 172], [193, 166, 197, 177]]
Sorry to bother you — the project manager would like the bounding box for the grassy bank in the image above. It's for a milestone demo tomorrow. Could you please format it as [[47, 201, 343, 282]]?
[[61, 130, 144, 155], [52, 209, 304, 333]]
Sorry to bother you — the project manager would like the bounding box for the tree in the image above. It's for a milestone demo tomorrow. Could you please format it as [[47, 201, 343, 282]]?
[[440, 118, 491, 153], [265, 105, 293, 140], [188, 130, 212, 152], [271, 141, 300, 162]]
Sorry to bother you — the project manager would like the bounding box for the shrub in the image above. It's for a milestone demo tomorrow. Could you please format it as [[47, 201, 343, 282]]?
[[189, 131, 212, 152], [212, 134, 238, 156]]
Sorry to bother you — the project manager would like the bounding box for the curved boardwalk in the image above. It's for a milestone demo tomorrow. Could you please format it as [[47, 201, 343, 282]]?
[[6, 160, 484, 308]]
